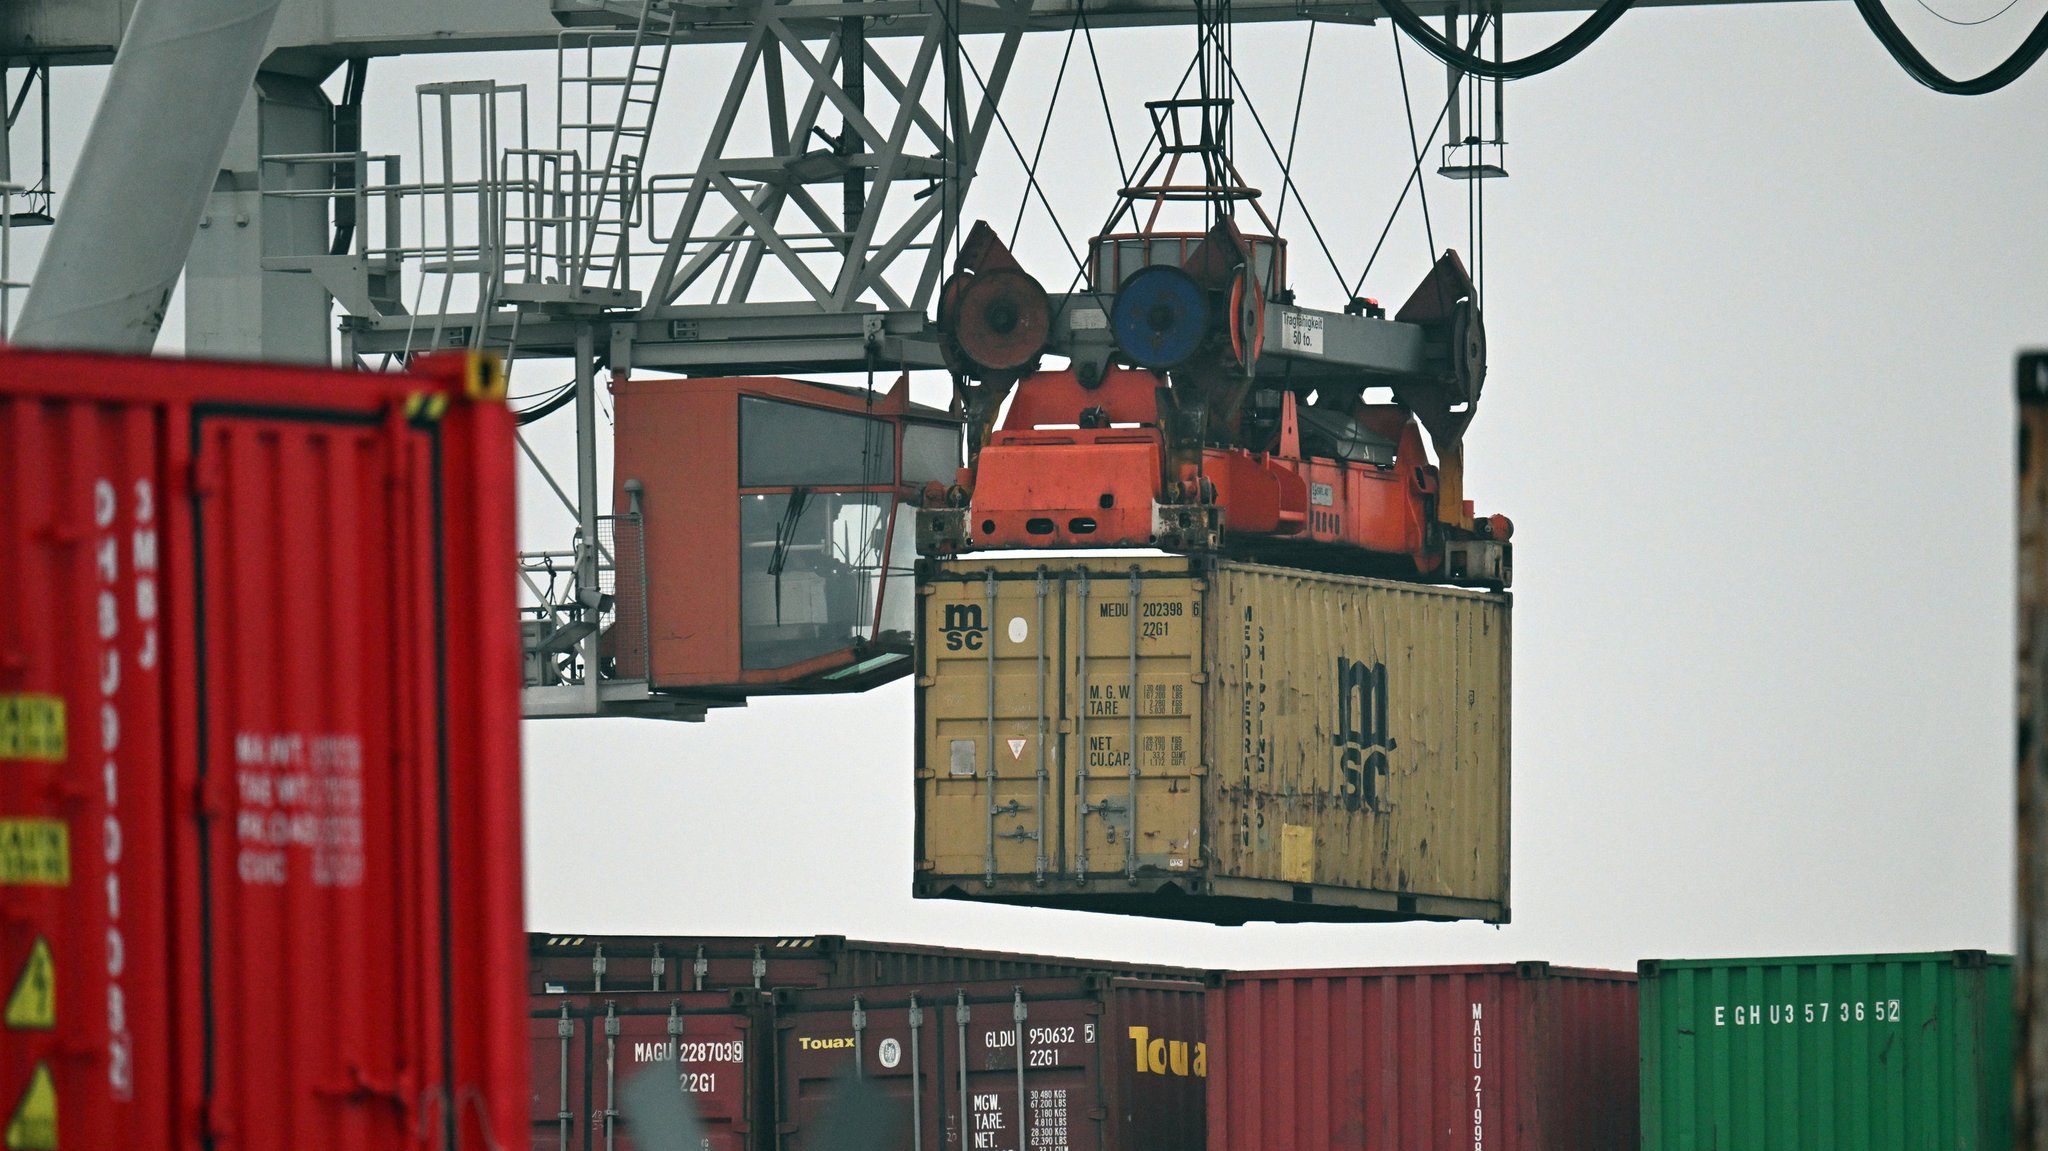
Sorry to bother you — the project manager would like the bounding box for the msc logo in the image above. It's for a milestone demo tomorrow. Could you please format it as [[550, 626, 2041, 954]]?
[[1331, 656, 1395, 814], [941, 603, 987, 651], [1128, 1026, 1207, 1078]]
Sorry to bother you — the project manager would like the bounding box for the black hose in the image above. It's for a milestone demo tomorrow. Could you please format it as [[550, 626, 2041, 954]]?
[[1376, 0, 1635, 80], [1849, 0, 2048, 94], [514, 382, 578, 425], [1383, 0, 2043, 92]]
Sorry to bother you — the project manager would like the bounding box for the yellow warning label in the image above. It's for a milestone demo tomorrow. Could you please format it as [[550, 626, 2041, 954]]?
[[4, 940, 53, 1031], [0, 823, 68, 887], [0, 697, 64, 764], [4, 1063, 54, 1150]]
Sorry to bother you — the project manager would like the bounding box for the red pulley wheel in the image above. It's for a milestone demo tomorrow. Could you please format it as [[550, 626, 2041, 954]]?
[[954, 268, 1051, 373]]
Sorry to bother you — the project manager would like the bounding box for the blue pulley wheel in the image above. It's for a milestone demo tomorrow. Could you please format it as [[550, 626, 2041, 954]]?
[[1110, 264, 1210, 369]]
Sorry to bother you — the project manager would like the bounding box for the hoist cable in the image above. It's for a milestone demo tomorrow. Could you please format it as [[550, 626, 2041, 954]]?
[[1377, 0, 1632, 79], [1216, 43, 1353, 297], [931, 2, 1089, 277], [1353, 14, 1488, 299], [1080, 10, 1131, 185], [1849, 0, 2048, 93], [1273, 21, 1318, 237], [1392, 20, 1436, 267], [1011, 10, 1085, 248]]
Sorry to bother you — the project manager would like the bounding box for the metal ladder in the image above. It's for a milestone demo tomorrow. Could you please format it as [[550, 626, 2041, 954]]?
[[557, 1, 678, 291]]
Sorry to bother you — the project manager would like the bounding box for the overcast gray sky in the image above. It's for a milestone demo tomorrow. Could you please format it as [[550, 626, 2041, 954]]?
[[17, 0, 2046, 973]]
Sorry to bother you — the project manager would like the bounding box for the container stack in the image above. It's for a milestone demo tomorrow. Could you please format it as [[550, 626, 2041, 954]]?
[[528, 936, 2021, 1151]]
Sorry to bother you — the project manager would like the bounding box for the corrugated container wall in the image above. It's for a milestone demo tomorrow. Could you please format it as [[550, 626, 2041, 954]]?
[[1638, 951, 2013, 1151], [529, 934, 1203, 995], [0, 349, 525, 1151], [1209, 965, 1638, 1151], [915, 557, 1510, 924], [772, 977, 1206, 1151], [531, 991, 762, 1151]]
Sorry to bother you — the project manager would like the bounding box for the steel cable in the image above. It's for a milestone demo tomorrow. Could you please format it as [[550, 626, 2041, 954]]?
[[1911, 0, 2026, 27], [1011, 11, 1085, 248], [1215, 42, 1354, 296]]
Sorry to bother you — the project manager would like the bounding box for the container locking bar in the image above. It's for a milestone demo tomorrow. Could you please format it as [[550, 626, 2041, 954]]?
[[851, 996, 867, 1080], [1126, 568, 1141, 882], [1034, 568, 1050, 885], [1012, 989, 1031, 1151], [984, 569, 999, 886], [558, 1003, 575, 1151], [604, 1001, 621, 1151], [1075, 570, 1091, 880], [908, 996, 925, 1151], [955, 992, 971, 1141]]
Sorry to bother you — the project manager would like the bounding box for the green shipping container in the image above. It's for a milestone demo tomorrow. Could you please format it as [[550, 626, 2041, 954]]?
[[1638, 951, 2013, 1151]]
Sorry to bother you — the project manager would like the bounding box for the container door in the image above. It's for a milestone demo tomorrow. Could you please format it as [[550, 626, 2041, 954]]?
[[941, 988, 1127, 1151], [192, 411, 425, 1151], [605, 1006, 753, 1151], [776, 998, 940, 1151], [1062, 566, 1205, 881], [923, 569, 1064, 883], [0, 398, 176, 1151]]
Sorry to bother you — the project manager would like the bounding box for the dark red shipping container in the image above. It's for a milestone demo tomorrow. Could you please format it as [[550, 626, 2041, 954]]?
[[772, 977, 1206, 1151], [1208, 965, 1638, 1151], [530, 935, 1204, 996], [0, 348, 524, 1151], [532, 992, 762, 1151]]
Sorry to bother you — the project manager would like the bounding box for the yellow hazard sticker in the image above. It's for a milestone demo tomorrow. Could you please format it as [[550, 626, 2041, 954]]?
[[4, 940, 53, 1031], [0, 824, 68, 887], [0, 697, 64, 764], [4, 1062, 54, 1150]]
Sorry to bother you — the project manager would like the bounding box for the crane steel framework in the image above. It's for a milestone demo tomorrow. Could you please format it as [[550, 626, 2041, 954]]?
[[6, 0, 2045, 1135]]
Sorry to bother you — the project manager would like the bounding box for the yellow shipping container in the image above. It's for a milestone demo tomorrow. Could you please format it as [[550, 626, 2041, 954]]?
[[914, 557, 1510, 924]]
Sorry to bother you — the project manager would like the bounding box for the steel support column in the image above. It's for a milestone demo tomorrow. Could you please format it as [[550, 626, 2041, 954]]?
[[2018, 347, 2048, 1151], [185, 72, 338, 362]]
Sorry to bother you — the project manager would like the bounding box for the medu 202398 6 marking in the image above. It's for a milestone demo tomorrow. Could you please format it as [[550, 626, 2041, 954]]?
[[1331, 656, 1396, 814]]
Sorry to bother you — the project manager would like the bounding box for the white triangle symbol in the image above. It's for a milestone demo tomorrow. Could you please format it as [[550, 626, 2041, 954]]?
[[1006, 738, 1027, 760]]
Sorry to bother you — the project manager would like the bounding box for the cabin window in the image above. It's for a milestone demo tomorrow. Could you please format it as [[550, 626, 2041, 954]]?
[[739, 396, 895, 487]]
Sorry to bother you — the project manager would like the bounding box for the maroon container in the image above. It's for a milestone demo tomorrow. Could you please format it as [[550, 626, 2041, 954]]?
[[773, 977, 1206, 1151], [530, 935, 1203, 996], [531, 992, 762, 1151], [1208, 964, 1638, 1151]]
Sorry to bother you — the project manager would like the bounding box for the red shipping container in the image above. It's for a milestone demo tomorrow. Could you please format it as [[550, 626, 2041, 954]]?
[[530, 992, 760, 1151], [1208, 965, 1638, 1151], [772, 977, 1207, 1151], [528, 935, 1204, 997], [0, 347, 524, 1151]]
